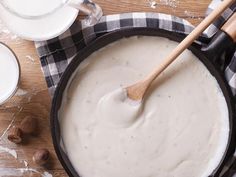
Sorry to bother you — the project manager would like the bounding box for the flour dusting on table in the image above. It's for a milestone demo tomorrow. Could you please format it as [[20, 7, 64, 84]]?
[[0, 145, 17, 158], [148, 0, 158, 8], [160, 0, 179, 8]]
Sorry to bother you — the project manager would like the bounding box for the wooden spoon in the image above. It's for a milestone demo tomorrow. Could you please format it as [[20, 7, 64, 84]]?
[[126, 0, 235, 101]]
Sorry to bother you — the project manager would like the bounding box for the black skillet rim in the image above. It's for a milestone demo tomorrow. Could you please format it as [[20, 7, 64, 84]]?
[[51, 27, 236, 177]]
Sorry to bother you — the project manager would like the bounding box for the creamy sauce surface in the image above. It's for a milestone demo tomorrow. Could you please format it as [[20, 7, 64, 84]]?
[[59, 36, 229, 177], [0, 43, 19, 104]]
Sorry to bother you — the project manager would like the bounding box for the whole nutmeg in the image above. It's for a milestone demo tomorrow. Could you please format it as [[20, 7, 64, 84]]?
[[33, 149, 50, 166], [7, 126, 22, 144], [20, 116, 38, 135]]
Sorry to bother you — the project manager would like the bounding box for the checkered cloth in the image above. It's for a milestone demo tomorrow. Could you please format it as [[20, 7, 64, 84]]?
[[35, 1, 236, 96], [35, 0, 236, 176]]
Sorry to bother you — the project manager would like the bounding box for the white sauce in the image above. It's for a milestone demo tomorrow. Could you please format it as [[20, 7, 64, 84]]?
[[97, 88, 143, 128], [59, 36, 229, 177], [0, 43, 19, 104]]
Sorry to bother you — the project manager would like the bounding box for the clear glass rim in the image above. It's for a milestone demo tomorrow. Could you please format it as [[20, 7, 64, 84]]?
[[0, 0, 70, 19], [0, 42, 21, 105]]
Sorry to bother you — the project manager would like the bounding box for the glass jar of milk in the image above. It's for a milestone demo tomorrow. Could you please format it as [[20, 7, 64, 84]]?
[[0, 0, 102, 26], [0, 43, 20, 105]]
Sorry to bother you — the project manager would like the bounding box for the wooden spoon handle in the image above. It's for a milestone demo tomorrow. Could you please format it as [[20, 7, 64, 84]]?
[[221, 13, 236, 42], [146, 0, 235, 82], [127, 0, 235, 101]]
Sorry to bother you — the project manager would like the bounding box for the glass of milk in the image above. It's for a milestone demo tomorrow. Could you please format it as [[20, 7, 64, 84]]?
[[0, 43, 20, 105], [0, 0, 102, 25]]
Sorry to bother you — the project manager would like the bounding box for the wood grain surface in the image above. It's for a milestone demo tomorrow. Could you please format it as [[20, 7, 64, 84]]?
[[0, 0, 211, 176]]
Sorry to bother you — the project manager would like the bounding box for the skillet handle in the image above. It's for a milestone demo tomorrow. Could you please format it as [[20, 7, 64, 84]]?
[[202, 13, 236, 68], [221, 13, 236, 42], [217, 13, 236, 177]]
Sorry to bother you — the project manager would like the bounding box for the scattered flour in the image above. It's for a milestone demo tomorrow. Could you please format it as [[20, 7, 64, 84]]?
[[20, 168, 53, 177], [160, 0, 179, 8], [43, 171, 53, 177], [23, 160, 28, 167], [148, 0, 158, 9], [26, 55, 35, 62], [184, 10, 202, 20], [15, 88, 28, 96], [0, 20, 20, 41], [2, 29, 11, 34], [11, 34, 19, 40], [0, 145, 17, 158], [184, 10, 196, 18], [0, 168, 24, 176], [0, 163, 53, 176]]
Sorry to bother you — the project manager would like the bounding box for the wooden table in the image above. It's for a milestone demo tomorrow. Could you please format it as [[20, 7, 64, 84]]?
[[0, 0, 211, 176]]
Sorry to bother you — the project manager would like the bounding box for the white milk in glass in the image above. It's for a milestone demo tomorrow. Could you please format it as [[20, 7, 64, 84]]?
[[0, 44, 20, 104], [1, 0, 67, 17]]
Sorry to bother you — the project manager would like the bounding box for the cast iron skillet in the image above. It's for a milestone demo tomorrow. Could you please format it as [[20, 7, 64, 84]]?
[[51, 26, 236, 177]]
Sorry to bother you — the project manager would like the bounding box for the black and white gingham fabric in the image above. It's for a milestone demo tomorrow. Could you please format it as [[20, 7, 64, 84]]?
[[35, 13, 197, 95], [35, 1, 236, 96], [35, 1, 236, 176]]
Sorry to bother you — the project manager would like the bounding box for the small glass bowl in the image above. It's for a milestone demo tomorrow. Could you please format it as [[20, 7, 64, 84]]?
[[0, 42, 21, 105]]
